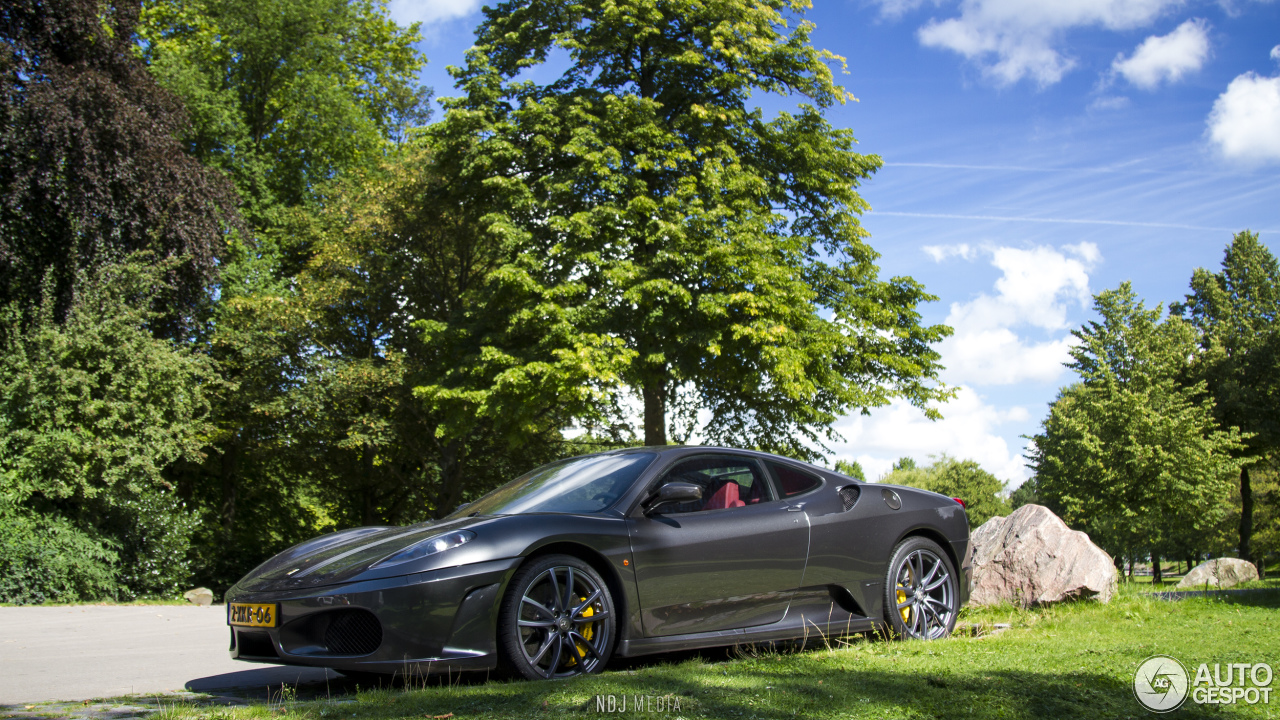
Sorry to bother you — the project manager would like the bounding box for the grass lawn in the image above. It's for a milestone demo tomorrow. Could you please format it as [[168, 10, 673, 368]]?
[[133, 584, 1279, 720]]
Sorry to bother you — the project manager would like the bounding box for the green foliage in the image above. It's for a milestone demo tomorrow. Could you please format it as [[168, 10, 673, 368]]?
[[0, 505, 118, 605], [0, 257, 214, 598], [1030, 283, 1244, 562], [1009, 480, 1039, 511], [882, 454, 1010, 527], [0, 0, 242, 333], [436, 0, 952, 459], [833, 459, 866, 482], [286, 145, 602, 526], [0, 259, 216, 505], [106, 490, 202, 599], [1172, 230, 1280, 565], [138, 0, 430, 220]]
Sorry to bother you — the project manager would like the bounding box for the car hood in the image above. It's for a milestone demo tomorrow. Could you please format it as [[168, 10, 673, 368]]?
[[231, 517, 483, 594]]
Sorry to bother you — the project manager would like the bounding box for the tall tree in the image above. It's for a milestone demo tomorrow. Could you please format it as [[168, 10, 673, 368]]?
[[138, 0, 430, 225], [1031, 283, 1243, 569], [436, 0, 952, 458], [136, 0, 433, 586], [290, 144, 617, 526], [0, 0, 241, 333], [1173, 231, 1280, 571]]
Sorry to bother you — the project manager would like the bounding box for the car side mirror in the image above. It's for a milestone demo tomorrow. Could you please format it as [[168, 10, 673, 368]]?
[[645, 482, 703, 514]]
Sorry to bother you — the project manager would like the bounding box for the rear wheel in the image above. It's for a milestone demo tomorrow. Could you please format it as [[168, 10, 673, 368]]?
[[497, 554, 615, 680], [882, 537, 958, 640]]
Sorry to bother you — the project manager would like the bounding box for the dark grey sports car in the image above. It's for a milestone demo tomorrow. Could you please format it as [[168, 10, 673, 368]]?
[[225, 446, 972, 680]]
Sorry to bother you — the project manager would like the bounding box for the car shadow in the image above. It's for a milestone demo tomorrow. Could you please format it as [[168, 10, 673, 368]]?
[[184, 666, 342, 698]]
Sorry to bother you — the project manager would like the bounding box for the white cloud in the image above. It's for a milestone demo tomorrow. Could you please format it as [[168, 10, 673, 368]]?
[[387, 0, 482, 26], [922, 243, 979, 262], [904, 0, 1185, 86], [831, 387, 1031, 485], [931, 243, 1098, 385], [1110, 19, 1211, 89], [1089, 95, 1132, 111], [1206, 52, 1280, 163]]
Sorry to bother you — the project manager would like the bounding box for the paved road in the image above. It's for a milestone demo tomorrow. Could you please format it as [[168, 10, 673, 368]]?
[[0, 606, 337, 704]]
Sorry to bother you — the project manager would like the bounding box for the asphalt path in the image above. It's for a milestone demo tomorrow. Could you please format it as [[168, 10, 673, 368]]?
[[0, 606, 337, 704]]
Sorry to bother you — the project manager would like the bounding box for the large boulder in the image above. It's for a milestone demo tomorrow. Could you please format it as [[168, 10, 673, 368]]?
[[1175, 558, 1258, 589], [183, 587, 214, 606], [969, 504, 1117, 607]]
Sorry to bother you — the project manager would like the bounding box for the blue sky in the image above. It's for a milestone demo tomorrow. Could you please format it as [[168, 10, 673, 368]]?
[[395, 0, 1280, 486]]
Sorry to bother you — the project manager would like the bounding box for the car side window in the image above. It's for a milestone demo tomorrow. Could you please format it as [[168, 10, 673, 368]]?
[[653, 456, 774, 514], [766, 461, 823, 498]]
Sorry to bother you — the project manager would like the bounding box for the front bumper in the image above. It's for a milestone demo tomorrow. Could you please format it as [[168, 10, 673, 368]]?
[[227, 558, 519, 675]]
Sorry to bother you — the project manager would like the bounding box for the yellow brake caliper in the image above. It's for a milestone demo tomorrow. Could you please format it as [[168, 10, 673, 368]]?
[[897, 587, 911, 623], [564, 600, 595, 667]]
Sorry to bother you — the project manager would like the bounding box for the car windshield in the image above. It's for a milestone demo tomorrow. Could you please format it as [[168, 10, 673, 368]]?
[[448, 452, 657, 517]]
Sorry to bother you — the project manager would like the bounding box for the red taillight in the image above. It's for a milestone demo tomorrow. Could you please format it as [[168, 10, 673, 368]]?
[[952, 497, 966, 509]]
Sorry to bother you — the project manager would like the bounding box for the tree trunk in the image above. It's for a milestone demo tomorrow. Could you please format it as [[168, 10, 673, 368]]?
[[219, 441, 240, 540], [1239, 464, 1253, 565], [434, 439, 466, 519], [1152, 553, 1162, 585], [643, 378, 667, 447], [1126, 556, 1134, 582]]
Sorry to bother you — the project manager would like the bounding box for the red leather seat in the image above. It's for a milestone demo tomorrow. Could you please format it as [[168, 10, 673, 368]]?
[[704, 481, 745, 510]]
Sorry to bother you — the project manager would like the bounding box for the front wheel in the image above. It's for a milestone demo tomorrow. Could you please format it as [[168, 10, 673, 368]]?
[[497, 554, 616, 680], [882, 537, 958, 640]]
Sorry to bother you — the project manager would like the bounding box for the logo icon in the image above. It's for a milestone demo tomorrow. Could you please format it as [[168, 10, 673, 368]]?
[[1134, 655, 1190, 712]]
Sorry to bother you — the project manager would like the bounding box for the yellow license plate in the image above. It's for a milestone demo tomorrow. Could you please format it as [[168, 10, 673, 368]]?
[[228, 603, 278, 628]]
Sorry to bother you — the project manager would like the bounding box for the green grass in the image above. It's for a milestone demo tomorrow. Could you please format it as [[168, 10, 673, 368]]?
[[84, 585, 1273, 720]]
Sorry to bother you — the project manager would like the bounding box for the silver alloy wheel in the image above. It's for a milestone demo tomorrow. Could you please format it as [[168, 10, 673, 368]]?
[[893, 547, 955, 639], [515, 565, 612, 678]]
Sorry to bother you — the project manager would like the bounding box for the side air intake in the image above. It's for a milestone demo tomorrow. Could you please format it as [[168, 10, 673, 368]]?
[[838, 485, 860, 512]]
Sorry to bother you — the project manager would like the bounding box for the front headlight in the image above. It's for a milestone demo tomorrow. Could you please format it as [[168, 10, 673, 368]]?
[[374, 530, 475, 568]]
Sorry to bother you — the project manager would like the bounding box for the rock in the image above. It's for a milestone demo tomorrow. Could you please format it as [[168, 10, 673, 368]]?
[[183, 587, 214, 606], [969, 504, 1117, 607], [1175, 558, 1258, 589]]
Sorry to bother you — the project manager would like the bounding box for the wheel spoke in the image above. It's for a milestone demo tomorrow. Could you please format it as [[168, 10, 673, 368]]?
[[564, 566, 575, 612], [924, 573, 950, 592], [544, 634, 563, 678], [529, 633, 557, 665], [573, 589, 601, 615], [574, 609, 610, 623], [569, 630, 602, 662], [519, 618, 556, 628], [920, 598, 943, 628], [521, 596, 554, 619], [548, 569, 562, 613], [919, 557, 940, 587], [565, 632, 587, 669]]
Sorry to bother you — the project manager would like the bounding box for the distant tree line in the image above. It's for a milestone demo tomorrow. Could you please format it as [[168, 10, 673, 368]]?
[[0, 0, 952, 601], [1026, 233, 1280, 581]]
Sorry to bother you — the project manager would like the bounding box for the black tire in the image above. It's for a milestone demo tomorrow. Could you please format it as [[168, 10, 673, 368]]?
[[881, 536, 959, 640], [497, 554, 616, 680]]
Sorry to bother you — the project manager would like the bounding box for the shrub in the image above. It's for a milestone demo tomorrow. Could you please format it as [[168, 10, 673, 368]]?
[[0, 507, 117, 604]]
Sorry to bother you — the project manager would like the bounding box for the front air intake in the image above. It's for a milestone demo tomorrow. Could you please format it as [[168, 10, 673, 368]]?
[[324, 609, 383, 656], [838, 485, 860, 512]]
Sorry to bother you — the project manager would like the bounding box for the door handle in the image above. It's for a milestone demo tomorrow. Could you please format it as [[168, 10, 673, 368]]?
[[786, 505, 804, 512]]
